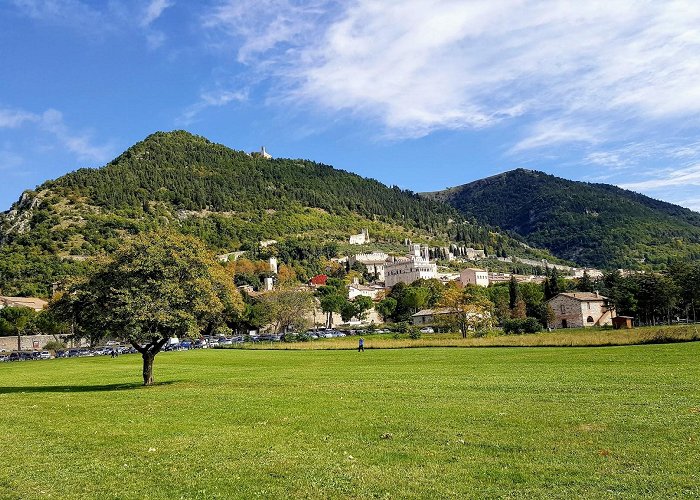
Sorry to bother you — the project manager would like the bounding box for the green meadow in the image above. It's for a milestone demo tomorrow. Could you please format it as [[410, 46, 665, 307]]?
[[1, 343, 699, 499]]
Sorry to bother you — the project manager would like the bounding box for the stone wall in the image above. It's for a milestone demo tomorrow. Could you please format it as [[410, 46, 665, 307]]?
[[0, 334, 76, 351]]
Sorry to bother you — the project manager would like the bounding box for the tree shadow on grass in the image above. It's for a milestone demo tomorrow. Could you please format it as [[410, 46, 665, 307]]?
[[0, 381, 179, 394]]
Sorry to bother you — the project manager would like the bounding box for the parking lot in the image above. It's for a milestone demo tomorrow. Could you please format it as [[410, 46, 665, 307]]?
[[0, 329, 369, 362]]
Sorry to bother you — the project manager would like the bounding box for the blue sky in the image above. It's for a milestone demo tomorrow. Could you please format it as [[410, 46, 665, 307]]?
[[2, 0, 700, 212]]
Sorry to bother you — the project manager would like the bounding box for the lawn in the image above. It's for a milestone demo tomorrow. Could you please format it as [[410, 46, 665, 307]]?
[[238, 324, 700, 350], [1, 343, 698, 498]]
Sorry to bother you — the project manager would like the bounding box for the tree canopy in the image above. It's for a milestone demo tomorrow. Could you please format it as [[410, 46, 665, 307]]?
[[52, 230, 243, 385]]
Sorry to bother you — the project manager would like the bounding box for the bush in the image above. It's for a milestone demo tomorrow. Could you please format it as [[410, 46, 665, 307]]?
[[523, 317, 542, 334], [43, 340, 67, 351], [502, 319, 523, 335], [396, 322, 410, 334], [408, 330, 421, 340], [503, 317, 542, 335]]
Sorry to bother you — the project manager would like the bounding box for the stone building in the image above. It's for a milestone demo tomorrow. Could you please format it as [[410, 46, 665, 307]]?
[[459, 268, 489, 287], [384, 245, 437, 288], [349, 251, 388, 281], [546, 292, 615, 329], [349, 228, 369, 245]]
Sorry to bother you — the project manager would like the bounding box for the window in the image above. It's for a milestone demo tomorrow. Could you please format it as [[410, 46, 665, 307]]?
[[560, 305, 565, 313], [587, 316, 594, 323]]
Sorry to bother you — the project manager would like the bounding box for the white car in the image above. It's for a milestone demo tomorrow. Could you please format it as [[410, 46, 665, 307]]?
[[39, 351, 52, 359], [420, 327, 434, 333]]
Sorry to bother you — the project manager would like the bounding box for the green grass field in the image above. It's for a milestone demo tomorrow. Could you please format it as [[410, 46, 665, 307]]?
[[1, 343, 699, 498]]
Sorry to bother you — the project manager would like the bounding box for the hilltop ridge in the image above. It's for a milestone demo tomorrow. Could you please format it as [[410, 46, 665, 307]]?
[[423, 168, 700, 268]]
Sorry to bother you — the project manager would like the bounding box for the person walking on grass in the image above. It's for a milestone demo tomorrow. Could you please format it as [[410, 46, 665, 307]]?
[[358, 337, 364, 352]]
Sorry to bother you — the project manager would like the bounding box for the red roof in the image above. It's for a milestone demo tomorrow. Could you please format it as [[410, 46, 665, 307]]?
[[310, 274, 328, 285]]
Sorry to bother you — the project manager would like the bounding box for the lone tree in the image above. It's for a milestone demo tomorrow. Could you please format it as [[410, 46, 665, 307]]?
[[52, 231, 243, 385]]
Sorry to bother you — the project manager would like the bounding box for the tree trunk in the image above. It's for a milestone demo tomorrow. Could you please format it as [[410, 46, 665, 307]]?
[[142, 352, 155, 386]]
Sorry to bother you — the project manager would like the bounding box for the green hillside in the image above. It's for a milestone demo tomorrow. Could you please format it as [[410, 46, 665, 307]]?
[[0, 132, 558, 296], [423, 169, 700, 269]]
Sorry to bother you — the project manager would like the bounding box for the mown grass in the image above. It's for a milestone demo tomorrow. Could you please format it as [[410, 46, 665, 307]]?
[[238, 324, 700, 350], [1, 343, 699, 498]]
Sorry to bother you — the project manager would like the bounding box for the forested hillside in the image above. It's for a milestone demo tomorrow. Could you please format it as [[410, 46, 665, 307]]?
[[424, 169, 700, 269], [0, 131, 558, 297]]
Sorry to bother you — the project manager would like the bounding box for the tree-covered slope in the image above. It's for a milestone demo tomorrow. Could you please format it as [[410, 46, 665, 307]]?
[[423, 169, 700, 269], [0, 132, 559, 296]]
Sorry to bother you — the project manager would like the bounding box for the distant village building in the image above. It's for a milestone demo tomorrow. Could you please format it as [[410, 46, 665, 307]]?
[[263, 277, 274, 291], [269, 257, 278, 274], [251, 146, 272, 159], [547, 292, 615, 329], [349, 228, 369, 245], [384, 245, 437, 287], [571, 268, 604, 279], [259, 239, 277, 248], [349, 251, 388, 281], [464, 248, 486, 260], [348, 282, 382, 301], [459, 268, 489, 287], [0, 296, 48, 312]]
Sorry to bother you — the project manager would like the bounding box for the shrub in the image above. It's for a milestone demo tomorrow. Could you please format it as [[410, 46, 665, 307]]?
[[503, 318, 542, 335], [523, 317, 542, 334], [43, 340, 67, 351], [408, 330, 421, 340], [396, 322, 410, 334], [502, 319, 524, 335]]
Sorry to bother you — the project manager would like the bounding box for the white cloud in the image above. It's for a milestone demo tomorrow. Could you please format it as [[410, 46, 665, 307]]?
[[620, 164, 700, 191], [204, 0, 700, 143], [11, 0, 103, 28], [40, 109, 112, 162], [0, 106, 112, 163], [11, 0, 173, 48], [177, 89, 248, 125], [0, 108, 39, 128], [510, 121, 601, 154], [142, 0, 174, 27]]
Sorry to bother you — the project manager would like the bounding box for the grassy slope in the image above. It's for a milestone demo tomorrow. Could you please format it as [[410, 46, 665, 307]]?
[[1, 344, 699, 498]]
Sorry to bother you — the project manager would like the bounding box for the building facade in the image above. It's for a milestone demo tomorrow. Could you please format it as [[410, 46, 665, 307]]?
[[349, 252, 388, 281], [546, 292, 615, 328], [384, 256, 437, 287], [460, 268, 489, 287]]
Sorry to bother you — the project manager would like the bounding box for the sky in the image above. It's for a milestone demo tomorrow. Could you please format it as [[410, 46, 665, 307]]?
[[2, 0, 700, 212]]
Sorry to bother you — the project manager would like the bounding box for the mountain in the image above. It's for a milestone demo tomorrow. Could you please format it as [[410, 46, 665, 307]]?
[[423, 169, 700, 269], [0, 131, 560, 297]]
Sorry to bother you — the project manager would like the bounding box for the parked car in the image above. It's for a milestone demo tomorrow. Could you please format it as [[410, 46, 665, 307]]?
[[38, 351, 52, 360], [66, 348, 81, 358], [420, 327, 434, 333]]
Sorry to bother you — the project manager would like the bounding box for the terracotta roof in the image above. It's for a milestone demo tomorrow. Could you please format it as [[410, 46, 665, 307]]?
[[0, 296, 48, 311], [552, 292, 609, 302]]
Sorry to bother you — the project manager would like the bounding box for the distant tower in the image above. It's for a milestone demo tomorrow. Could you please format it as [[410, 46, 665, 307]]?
[[269, 257, 278, 274], [260, 146, 272, 159], [412, 244, 421, 257], [264, 277, 274, 291]]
